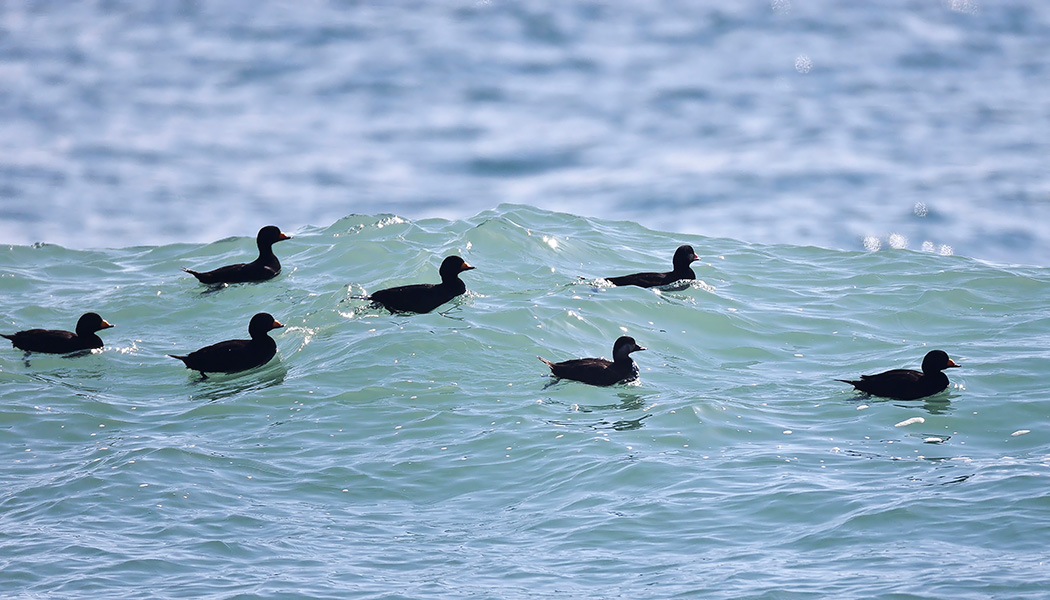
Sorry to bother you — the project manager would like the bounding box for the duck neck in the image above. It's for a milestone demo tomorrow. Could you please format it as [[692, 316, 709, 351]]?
[[924, 371, 948, 383], [673, 264, 695, 278], [441, 273, 464, 289], [249, 328, 273, 342], [257, 240, 276, 261]]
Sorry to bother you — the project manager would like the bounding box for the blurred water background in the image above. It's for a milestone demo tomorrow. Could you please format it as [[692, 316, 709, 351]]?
[[1, 0, 1049, 265], [2, 2, 1050, 599]]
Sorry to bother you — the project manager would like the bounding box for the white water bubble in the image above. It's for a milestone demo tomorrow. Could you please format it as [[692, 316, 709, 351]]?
[[375, 216, 406, 228], [795, 55, 812, 74], [921, 241, 935, 253], [946, 0, 978, 15], [895, 417, 925, 427], [772, 0, 791, 14], [939, 244, 953, 256], [863, 236, 881, 252], [888, 233, 908, 249], [913, 202, 928, 217]]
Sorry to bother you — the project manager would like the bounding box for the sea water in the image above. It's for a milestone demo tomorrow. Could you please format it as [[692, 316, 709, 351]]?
[[2, 205, 1050, 599], [3, 1, 1050, 598], [2, 1, 1050, 266]]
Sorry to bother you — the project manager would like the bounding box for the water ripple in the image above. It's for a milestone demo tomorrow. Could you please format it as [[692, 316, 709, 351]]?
[[2, 206, 1049, 598]]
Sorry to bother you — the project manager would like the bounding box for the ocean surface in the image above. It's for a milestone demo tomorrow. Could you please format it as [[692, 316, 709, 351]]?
[[3, 2, 1050, 599], [3, 205, 1050, 599], [2, 0, 1050, 266]]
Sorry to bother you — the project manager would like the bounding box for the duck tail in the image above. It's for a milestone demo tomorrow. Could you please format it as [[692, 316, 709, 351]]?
[[182, 268, 207, 282]]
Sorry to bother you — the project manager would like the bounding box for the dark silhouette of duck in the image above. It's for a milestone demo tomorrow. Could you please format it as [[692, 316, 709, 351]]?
[[184, 226, 291, 284], [2, 312, 113, 354], [838, 350, 960, 400], [606, 244, 700, 288], [538, 336, 646, 386], [168, 312, 283, 377], [369, 255, 475, 314]]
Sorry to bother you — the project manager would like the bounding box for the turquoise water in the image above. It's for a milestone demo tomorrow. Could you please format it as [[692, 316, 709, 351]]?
[[2, 205, 1049, 599]]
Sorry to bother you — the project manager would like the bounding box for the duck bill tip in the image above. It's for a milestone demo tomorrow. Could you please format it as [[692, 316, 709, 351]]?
[[273, 320, 285, 329]]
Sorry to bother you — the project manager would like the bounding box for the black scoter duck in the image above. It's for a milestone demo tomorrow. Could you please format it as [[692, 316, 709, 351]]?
[[168, 312, 283, 376], [606, 244, 700, 288], [538, 336, 646, 386], [369, 255, 474, 314], [2, 312, 113, 354], [838, 350, 960, 400], [184, 225, 291, 284]]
